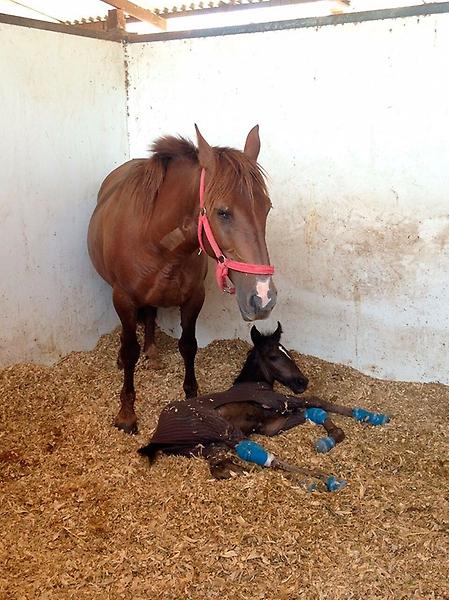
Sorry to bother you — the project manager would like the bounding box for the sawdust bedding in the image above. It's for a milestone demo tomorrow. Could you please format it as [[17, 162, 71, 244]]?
[[1, 327, 448, 600]]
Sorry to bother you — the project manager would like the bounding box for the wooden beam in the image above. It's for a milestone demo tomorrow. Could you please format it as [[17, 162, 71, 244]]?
[[107, 8, 126, 31], [128, 2, 449, 43], [102, 0, 166, 29], [0, 12, 124, 41]]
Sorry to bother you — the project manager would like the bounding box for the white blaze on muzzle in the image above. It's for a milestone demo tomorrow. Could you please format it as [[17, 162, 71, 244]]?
[[255, 278, 271, 308]]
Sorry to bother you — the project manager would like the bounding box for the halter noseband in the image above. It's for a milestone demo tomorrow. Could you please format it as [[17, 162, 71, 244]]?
[[197, 168, 275, 294]]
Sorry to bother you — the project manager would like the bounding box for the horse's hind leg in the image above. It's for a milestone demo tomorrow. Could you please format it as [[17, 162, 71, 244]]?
[[179, 289, 205, 398], [142, 306, 162, 370], [113, 286, 140, 434]]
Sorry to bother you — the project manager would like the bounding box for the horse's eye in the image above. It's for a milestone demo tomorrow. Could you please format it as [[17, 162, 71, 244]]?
[[217, 208, 231, 221], [269, 355, 279, 361]]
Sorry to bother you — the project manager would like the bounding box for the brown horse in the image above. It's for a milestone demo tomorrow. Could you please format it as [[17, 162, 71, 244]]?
[[87, 126, 277, 433]]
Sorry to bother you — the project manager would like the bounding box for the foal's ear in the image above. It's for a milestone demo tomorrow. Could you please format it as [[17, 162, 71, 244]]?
[[195, 124, 215, 172], [250, 325, 263, 346], [243, 125, 261, 162], [272, 321, 282, 343]]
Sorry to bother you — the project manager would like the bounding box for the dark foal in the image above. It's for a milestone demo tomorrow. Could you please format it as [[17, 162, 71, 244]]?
[[139, 323, 360, 479]]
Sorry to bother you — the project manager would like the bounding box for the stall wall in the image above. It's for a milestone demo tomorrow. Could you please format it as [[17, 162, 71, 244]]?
[[0, 24, 127, 365], [126, 13, 449, 384]]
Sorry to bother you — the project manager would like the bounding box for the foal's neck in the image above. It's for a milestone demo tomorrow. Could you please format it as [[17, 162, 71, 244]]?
[[233, 349, 274, 388]]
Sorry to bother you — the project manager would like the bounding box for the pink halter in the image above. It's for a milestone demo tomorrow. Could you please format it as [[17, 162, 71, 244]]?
[[197, 168, 275, 294]]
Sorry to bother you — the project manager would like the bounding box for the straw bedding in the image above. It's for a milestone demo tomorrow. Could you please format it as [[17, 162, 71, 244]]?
[[1, 328, 448, 599]]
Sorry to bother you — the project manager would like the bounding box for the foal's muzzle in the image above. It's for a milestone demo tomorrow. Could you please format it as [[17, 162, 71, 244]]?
[[289, 376, 309, 394]]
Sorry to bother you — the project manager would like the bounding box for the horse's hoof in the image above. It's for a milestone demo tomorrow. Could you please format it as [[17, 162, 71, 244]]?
[[184, 386, 199, 399], [114, 419, 138, 434], [142, 355, 163, 370]]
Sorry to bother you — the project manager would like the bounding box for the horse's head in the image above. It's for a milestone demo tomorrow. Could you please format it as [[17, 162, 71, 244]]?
[[251, 322, 309, 393], [196, 125, 277, 321]]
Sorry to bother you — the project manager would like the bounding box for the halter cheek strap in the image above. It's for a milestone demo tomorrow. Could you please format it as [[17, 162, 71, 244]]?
[[197, 168, 275, 294]]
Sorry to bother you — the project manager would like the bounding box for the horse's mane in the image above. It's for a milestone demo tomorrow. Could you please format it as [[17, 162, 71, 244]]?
[[130, 135, 268, 214]]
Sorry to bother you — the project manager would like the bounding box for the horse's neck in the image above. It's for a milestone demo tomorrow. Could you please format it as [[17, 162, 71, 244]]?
[[234, 351, 274, 388], [149, 160, 201, 254]]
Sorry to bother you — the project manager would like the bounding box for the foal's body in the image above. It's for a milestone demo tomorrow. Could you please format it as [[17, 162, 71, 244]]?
[[139, 324, 352, 478]]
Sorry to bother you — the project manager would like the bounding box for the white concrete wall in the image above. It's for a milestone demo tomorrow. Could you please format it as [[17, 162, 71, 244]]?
[[0, 24, 126, 365], [126, 13, 449, 384]]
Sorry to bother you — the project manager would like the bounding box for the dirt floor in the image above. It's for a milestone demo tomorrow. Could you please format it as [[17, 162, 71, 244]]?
[[1, 328, 448, 600]]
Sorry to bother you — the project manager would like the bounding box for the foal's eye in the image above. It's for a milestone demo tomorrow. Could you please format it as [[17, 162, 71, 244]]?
[[217, 208, 232, 221]]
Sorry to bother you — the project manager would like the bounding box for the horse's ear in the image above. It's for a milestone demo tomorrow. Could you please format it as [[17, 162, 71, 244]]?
[[250, 325, 263, 346], [272, 321, 282, 343], [243, 125, 260, 161], [195, 124, 215, 172]]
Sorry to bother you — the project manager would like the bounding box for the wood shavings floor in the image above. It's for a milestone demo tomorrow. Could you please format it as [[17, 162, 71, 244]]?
[[1, 328, 448, 599]]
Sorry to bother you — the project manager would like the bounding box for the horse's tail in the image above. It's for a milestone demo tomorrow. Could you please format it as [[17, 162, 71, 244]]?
[[138, 442, 159, 463]]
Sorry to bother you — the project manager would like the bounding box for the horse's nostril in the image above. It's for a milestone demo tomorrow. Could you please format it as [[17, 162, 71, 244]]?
[[250, 294, 262, 311]]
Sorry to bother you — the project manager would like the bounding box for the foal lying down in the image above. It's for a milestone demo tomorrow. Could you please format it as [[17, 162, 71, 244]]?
[[139, 323, 389, 487]]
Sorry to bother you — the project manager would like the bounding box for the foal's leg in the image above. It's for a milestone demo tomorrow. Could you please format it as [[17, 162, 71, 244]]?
[[283, 395, 354, 418], [203, 444, 248, 479], [178, 289, 205, 398], [259, 412, 306, 437], [282, 396, 347, 449], [142, 306, 162, 370], [113, 286, 140, 434]]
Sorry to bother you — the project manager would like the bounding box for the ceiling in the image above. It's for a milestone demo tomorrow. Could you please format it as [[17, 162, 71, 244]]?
[[0, 0, 440, 33]]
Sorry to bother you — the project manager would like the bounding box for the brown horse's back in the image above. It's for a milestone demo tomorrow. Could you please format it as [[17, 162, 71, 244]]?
[[88, 159, 144, 285], [96, 159, 146, 207]]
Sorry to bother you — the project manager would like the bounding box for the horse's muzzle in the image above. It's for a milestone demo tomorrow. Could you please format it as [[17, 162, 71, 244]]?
[[237, 278, 277, 321], [289, 377, 309, 394]]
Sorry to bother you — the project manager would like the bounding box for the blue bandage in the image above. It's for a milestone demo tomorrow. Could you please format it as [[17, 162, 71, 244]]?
[[352, 407, 390, 426], [306, 475, 347, 493], [325, 476, 347, 492], [305, 407, 327, 425], [315, 436, 336, 453], [235, 440, 273, 466]]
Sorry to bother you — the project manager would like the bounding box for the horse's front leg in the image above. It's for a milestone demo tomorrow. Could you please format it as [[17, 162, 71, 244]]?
[[142, 306, 162, 370], [178, 289, 205, 398], [113, 286, 140, 434]]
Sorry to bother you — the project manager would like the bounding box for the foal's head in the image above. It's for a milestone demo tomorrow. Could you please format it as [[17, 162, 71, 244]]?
[[237, 322, 309, 393], [196, 125, 277, 322]]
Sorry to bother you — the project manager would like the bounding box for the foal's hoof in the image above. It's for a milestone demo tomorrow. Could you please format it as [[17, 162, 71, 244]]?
[[210, 459, 247, 480], [116, 354, 124, 370]]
